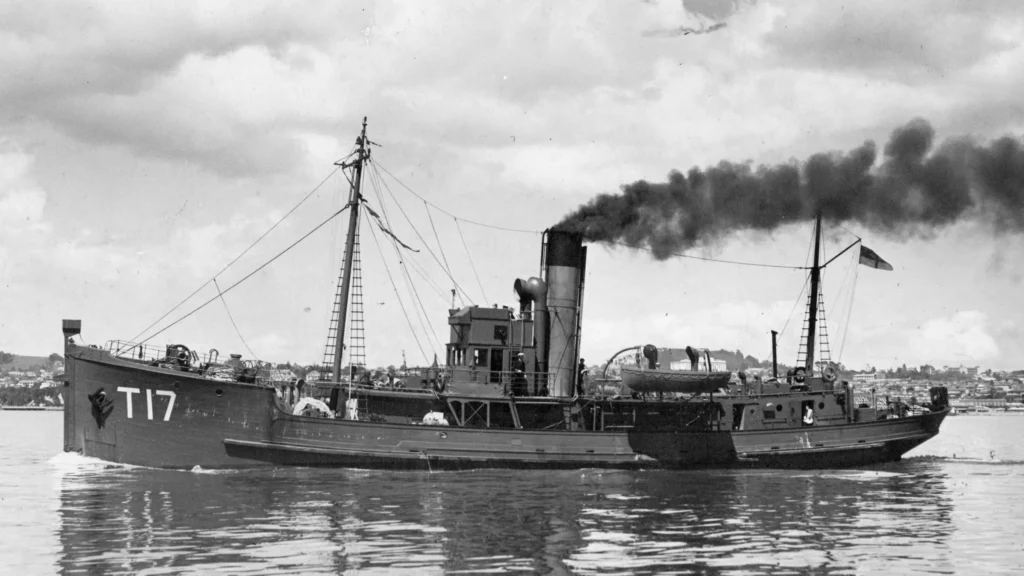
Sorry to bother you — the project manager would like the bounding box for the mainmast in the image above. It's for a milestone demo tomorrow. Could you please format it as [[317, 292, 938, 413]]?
[[805, 211, 822, 374], [332, 117, 370, 384]]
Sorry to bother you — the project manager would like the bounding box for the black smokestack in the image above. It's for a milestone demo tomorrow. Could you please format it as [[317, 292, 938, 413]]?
[[554, 118, 1024, 259]]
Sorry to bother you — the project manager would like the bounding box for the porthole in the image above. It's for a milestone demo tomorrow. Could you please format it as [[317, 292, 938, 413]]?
[[748, 408, 755, 414], [173, 381, 181, 390], [215, 389, 224, 397], [818, 402, 825, 410], [776, 404, 784, 412]]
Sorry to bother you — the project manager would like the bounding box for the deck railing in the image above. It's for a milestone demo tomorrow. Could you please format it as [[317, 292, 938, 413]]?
[[105, 340, 228, 367], [447, 367, 554, 396]]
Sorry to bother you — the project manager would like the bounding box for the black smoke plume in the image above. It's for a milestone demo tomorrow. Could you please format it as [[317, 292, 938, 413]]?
[[554, 118, 1024, 259]]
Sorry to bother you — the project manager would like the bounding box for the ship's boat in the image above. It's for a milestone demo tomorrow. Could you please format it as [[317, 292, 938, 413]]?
[[61, 119, 949, 470], [620, 368, 731, 395]]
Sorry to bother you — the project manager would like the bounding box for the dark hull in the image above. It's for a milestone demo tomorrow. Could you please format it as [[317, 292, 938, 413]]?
[[64, 345, 946, 470], [628, 410, 948, 469], [63, 346, 655, 470], [63, 347, 275, 469]]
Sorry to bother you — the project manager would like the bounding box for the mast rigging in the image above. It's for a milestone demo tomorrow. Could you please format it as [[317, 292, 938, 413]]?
[[330, 117, 371, 384]]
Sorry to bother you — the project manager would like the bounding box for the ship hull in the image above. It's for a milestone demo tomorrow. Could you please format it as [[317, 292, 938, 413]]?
[[627, 410, 948, 469], [63, 345, 659, 469], [64, 345, 946, 471], [63, 346, 276, 469]]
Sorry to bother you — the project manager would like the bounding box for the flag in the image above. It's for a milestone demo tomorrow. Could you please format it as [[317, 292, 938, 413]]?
[[859, 245, 893, 271]]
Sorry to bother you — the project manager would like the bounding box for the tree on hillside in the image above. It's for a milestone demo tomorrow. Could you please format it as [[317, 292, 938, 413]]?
[[49, 353, 63, 365], [0, 351, 13, 364]]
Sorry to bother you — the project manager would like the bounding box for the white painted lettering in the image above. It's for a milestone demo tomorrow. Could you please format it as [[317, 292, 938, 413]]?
[[146, 389, 154, 420], [155, 390, 176, 421], [117, 387, 141, 419]]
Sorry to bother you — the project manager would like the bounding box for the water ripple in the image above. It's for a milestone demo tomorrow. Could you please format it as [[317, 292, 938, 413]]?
[[2, 412, 1024, 574]]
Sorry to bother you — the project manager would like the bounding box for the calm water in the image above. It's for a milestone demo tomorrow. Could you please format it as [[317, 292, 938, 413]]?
[[1, 412, 1022, 575]]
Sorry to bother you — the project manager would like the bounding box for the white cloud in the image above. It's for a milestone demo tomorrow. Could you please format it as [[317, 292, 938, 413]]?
[[1, 1, 1022, 372], [907, 310, 1000, 365], [584, 299, 797, 364]]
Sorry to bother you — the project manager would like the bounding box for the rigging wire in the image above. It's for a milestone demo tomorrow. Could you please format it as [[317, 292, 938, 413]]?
[[368, 161, 475, 303], [213, 278, 260, 361], [130, 165, 343, 343], [455, 218, 490, 304], [837, 252, 860, 363], [829, 244, 857, 330], [608, 241, 810, 270], [139, 205, 351, 346], [365, 165, 444, 355], [321, 176, 347, 356], [403, 252, 454, 302], [364, 218, 430, 363], [424, 201, 465, 306], [772, 273, 811, 356], [369, 180, 443, 357], [373, 160, 543, 234], [375, 158, 815, 272], [399, 252, 445, 355], [836, 222, 863, 241]]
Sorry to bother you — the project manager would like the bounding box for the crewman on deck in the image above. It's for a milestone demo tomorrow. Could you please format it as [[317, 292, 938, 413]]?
[[576, 358, 588, 397], [511, 352, 527, 396], [803, 405, 815, 426]]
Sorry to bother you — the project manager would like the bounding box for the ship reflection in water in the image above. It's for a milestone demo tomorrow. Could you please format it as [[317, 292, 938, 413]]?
[[57, 460, 957, 575]]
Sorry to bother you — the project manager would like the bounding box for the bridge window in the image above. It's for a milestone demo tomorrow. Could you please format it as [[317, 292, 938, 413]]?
[[448, 347, 467, 366], [473, 348, 488, 367]]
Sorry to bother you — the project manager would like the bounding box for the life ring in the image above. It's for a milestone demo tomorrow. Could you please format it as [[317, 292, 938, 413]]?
[[291, 397, 334, 419], [792, 367, 806, 383], [822, 365, 838, 383]]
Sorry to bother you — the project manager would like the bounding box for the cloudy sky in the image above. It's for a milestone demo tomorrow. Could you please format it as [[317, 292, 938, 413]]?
[[2, 0, 1023, 371]]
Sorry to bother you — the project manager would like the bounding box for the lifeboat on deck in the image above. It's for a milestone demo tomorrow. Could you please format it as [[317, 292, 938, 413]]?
[[620, 367, 731, 394]]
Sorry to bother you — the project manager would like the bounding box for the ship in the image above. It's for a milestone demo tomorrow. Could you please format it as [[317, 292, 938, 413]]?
[[61, 119, 949, 470]]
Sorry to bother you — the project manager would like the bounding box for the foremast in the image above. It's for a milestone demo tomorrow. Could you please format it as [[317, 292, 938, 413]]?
[[332, 118, 371, 384]]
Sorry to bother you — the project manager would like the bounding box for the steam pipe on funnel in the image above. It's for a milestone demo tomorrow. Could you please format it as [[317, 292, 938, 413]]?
[[514, 277, 548, 377]]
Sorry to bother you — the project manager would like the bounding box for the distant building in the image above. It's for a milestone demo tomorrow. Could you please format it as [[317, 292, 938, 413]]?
[[262, 369, 298, 383], [612, 348, 729, 372], [853, 373, 881, 382], [966, 366, 979, 377], [669, 359, 728, 372]]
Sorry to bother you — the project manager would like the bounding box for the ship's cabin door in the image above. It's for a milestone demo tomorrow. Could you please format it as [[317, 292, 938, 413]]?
[[732, 403, 758, 430], [801, 399, 815, 426], [489, 349, 504, 384], [732, 404, 745, 430]]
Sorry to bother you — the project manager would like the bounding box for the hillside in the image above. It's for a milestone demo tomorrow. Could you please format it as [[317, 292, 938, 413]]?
[[708, 349, 772, 371], [0, 353, 62, 371]]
